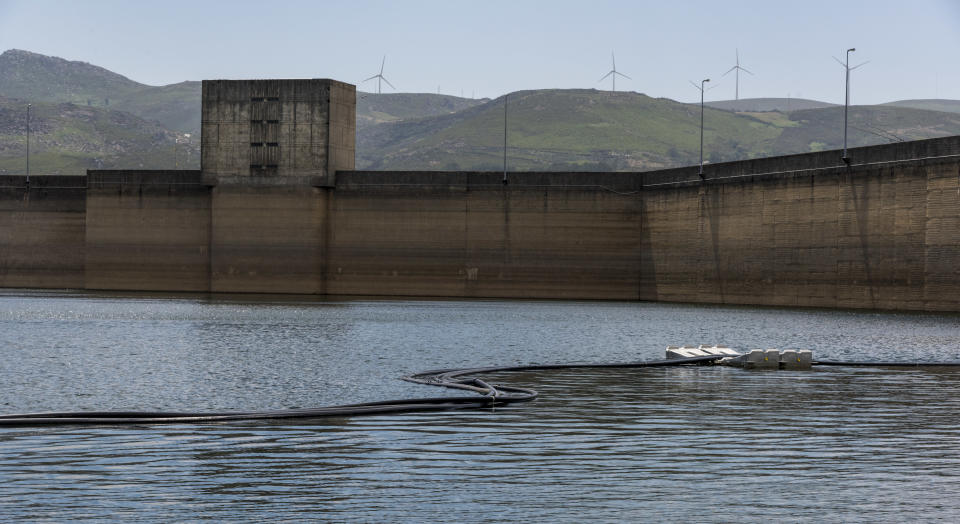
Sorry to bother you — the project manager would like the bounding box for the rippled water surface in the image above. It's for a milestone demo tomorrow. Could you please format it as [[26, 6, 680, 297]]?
[[2, 290, 960, 521]]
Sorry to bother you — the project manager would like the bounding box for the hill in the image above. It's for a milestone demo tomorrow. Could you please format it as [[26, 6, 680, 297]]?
[[358, 90, 960, 171], [0, 96, 198, 176], [0, 49, 143, 103], [0, 49, 201, 134], [359, 89, 783, 170], [357, 92, 488, 129], [706, 98, 836, 112], [1, 49, 959, 175], [883, 99, 960, 114], [766, 104, 960, 153], [0, 50, 483, 136]]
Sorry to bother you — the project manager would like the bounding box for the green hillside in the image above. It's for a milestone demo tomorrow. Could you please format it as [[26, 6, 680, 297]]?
[[771, 105, 960, 153], [358, 90, 960, 171], [0, 49, 142, 102], [882, 99, 960, 114], [707, 98, 836, 112], [357, 92, 488, 129], [0, 96, 199, 176], [1, 49, 959, 176], [0, 49, 201, 134], [359, 89, 781, 170]]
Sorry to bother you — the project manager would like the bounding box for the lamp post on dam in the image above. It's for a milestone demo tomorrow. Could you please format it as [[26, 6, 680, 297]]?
[[835, 47, 867, 163], [25, 103, 31, 185], [690, 78, 710, 178]]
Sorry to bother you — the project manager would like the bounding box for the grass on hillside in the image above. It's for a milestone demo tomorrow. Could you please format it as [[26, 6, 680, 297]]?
[[359, 89, 789, 171]]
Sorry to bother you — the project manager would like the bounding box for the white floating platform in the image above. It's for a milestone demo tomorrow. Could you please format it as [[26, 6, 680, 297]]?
[[666, 345, 813, 370]]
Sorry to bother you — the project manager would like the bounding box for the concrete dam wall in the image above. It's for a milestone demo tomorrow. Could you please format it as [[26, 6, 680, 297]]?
[[1, 135, 958, 312], [2, 78, 958, 312]]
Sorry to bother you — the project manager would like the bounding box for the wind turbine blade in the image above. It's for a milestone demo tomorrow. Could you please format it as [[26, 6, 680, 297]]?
[[380, 55, 386, 75], [689, 80, 702, 91], [736, 48, 740, 66], [382, 77, 396, 90], [612, 51, 616, 69], [850, 60, 869, 70], [599, 71, 613, 82], [723, 66, 737, 76], [832, 56, 847, 68], [615, 72, 631, 80], [363, 75, 379, 82], [741, 67, 754, 75]]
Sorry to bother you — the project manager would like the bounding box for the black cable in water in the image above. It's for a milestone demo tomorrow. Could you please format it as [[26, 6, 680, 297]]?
[[814, 360, 960, 367], [4, 354, 957, 427], [0, 355, 723, 427]]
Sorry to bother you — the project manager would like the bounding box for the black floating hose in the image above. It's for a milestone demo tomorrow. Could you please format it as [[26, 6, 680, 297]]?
[[814, 360, 960, 367], [0, 355, 723, 427], [6, 354, 954, 427]]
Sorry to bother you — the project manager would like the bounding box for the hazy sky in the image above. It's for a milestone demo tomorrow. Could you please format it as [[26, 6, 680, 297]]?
[[1, 0, 958, 104]]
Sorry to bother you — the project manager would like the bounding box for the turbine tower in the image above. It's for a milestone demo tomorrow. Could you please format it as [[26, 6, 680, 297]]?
[[722, 49, 753, 101], [598, 52, 631, 92], [363, 55, 395, 95]]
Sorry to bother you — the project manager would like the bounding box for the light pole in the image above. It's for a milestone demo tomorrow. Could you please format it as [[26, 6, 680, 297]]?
[[842, 48, 855, 162], [834, 48, 867, 162], [502, 93, 508, 185], [26, 103, 31, 184], [698, 78, 710, 178]]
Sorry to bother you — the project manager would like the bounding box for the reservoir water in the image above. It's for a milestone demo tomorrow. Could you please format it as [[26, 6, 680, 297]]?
[[2, 290, 960, 521]]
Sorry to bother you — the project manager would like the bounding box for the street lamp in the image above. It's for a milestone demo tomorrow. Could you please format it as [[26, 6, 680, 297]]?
[[695, 78, 710, 178], [834, 48, 867, 163], [842, 48, 855, 162], [26, 103, 31, 184], [502, 93, 508, 185]]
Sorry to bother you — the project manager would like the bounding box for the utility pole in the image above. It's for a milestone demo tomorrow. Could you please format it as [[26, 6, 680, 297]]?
[[698, 78, 710, 178], [834, 48, 866, 163], [503, 94, 508, 185], [26, 104, 31, 184], [842, 48, 855, 163]]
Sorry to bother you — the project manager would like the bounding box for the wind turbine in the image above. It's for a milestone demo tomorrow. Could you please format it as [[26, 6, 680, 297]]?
[[363, 55, 395, 95], [598, 52, 631, 92], [722, 49, 753, 100]]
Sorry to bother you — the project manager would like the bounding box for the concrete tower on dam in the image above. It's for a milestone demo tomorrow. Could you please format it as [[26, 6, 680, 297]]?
[[1, 76, 960, 312], [200, 79, 356, 186]]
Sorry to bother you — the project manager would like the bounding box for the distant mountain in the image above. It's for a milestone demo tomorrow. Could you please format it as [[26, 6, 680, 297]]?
[[0, 49, 201, 134], [357, 92, 488, 129], [0, 49, 142, 101], [707, 98, 836, 112], [0, 50, 486, 136], [882, 99, 960, 114], [769, 104, 960, 153], [359, 89, 786, 171], [1, 49, 959, 176], [358, 89, 960, 171]]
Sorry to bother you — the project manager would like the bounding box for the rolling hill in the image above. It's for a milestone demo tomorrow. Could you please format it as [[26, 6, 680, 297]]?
[[357, 90, 960, 171], [357, 91, 488, 129], [707, 98, 837, 112], [0, 49, 202, 135], [882, 99, 960, 114], [0, 95, 198, 176], [1, 49, 959, 176]]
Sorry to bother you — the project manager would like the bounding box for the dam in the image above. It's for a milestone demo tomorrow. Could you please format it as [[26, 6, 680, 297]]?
[[1, 78, 959, 311]]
